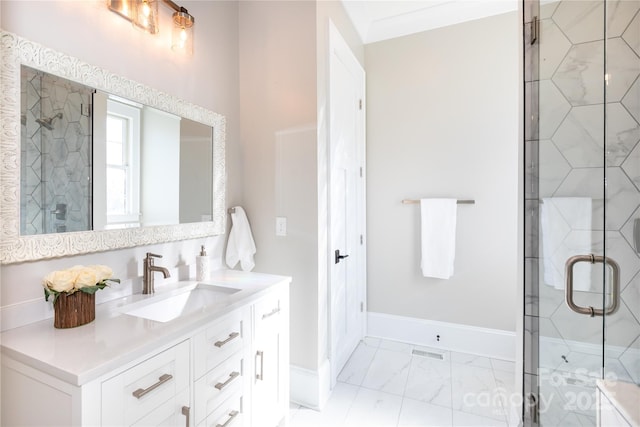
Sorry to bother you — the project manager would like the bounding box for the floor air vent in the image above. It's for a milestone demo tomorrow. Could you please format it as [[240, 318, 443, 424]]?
[[412, 349, 445, 360]]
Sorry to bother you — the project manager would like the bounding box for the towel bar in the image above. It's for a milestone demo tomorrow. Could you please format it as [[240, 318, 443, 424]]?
[[402, 199, 475, 205]]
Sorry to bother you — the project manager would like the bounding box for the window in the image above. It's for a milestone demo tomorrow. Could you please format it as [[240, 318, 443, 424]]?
[[105, 99, 140, 227]]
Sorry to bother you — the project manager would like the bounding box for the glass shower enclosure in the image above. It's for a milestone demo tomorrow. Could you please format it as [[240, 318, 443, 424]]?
[[524, 0, 640, 425]]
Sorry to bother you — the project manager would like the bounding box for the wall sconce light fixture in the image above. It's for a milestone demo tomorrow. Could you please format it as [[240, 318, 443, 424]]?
[[165, 1, 194, 55], [132, 0, 159, 34], [107, 0, 194, 55], [107, 0, 134, 21]]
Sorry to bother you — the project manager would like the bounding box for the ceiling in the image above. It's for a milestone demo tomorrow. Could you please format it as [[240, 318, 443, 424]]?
[[340, 0, 519, 44]]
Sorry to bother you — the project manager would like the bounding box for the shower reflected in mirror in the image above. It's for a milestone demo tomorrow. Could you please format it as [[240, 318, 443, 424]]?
[[35, 112, 63, 130], [20, 65, 94, 236]]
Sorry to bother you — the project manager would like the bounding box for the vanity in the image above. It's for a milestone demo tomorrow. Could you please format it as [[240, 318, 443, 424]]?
[[1, 269, 290, 427]]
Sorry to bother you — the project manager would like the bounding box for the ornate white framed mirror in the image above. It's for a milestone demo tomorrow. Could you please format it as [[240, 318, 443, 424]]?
[[0, 31, 226, 264]]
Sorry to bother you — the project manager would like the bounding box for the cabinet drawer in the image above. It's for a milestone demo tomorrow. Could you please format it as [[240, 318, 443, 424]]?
[[194, 310, 246, 379], [253, 293, 282, 334], [102, 340, 190, 426], [194, 352, 244, 425], [201, 392, 245, 427], [131, 389, 190, 427]]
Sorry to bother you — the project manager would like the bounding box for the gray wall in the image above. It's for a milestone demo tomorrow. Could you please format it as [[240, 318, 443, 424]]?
[[366, 12, 520, 332], [239, 0, 319, 370]]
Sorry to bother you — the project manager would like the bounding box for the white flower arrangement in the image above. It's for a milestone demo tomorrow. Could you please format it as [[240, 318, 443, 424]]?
[[43, 265, 120, 303]]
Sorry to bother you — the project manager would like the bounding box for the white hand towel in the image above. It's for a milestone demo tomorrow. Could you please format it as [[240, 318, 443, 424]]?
[[540, 197, 592, 290], [420, 199, 457, 279], [226, 206, 257, 272]]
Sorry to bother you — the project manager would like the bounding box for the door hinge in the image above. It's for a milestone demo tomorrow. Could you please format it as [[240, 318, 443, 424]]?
[[360, 302, 364, 312], [359, 166, 363, 177], [359, 99, 362, 110], [360, 234, 363, 245]]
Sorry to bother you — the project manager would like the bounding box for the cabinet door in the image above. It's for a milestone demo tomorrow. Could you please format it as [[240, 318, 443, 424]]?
[[252, 290, 288, 427]]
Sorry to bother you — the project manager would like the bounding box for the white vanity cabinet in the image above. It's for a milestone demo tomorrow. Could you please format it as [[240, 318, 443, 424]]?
[[1, 274, 290, 427], [252, 292, 290, 427]]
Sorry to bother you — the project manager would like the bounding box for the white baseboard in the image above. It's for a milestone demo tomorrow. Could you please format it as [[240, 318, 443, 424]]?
[[367, 311, 516, 361], [290, 358, 331, 410]]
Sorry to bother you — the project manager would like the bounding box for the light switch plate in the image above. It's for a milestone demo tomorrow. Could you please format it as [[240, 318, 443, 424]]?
[[276, 217, 287, 236]]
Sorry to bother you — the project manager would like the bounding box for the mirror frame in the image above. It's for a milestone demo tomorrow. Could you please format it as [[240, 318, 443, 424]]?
[[0, 31, 226, 264]]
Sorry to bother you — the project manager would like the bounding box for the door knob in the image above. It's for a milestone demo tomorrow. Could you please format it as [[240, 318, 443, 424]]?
[[335, 249, 349, 264]]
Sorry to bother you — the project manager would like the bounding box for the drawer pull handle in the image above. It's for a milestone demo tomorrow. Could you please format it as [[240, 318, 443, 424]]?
[[181, 406, 190, 427], [132, 373, 173, 399], [216, 410, 239, 427], [215, 371, 240, 390], [214, 332, 240, 347], [262, 307, 280, 319]]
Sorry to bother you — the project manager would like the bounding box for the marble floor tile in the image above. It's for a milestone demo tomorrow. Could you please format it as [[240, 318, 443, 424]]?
[[450, 352, 492, 369], [379, 338, 414, 354], [343, 387, 403, 427], [364, 336, 382, 348], [490, 359, 516, 373], [291, 339, 517, 427], [404, 354, 453, 408], [290, 382, 359, 427], [361, 348, 412, 395], [452, 410, 509, 427], [451, 363, 506, 421], [338, 340, 378, 385], [398, 397, 453, 427]]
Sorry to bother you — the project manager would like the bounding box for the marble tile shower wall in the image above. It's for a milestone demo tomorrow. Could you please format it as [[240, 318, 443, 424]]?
[[20, 67, 93, 235], [524, 1, 640, 426]]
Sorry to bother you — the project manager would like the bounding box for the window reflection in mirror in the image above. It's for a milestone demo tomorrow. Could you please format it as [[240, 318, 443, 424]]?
[[103, 96, 141, 229], [20, 65, 215, 236]]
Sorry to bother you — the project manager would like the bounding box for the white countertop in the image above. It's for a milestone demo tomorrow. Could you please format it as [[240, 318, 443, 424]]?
[[0, 269, 290, 386], [597, 379, 640, 427]]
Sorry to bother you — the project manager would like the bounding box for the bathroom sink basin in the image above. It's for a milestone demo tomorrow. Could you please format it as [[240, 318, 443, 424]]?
[[123, 284, 241, 323]]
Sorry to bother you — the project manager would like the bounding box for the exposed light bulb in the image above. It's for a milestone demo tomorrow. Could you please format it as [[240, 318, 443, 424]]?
[[142, 1, 150, 17], [180, 27, 188, 41]]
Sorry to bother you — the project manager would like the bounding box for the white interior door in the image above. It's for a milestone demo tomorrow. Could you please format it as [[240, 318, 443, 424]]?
[[328, 21, 366, 387]]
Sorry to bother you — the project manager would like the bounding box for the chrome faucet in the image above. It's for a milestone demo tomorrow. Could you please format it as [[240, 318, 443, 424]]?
[[143, 252, 170, 294]]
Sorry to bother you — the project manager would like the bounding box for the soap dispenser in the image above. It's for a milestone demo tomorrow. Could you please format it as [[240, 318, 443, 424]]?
[[196, 245, 210, 281]]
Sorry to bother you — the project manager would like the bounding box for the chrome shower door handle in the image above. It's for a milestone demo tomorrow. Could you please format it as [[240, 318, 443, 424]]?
[[564, 254, 620, 317]]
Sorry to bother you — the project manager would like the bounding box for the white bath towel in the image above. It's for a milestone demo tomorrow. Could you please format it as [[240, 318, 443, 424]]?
[[420, 199, 457, 279], [540, 197, 592, 290], [226, 206, 257, 271]]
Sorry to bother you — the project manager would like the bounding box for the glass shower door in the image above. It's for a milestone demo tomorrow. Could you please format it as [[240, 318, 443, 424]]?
[[524, 0, 640, 425]]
